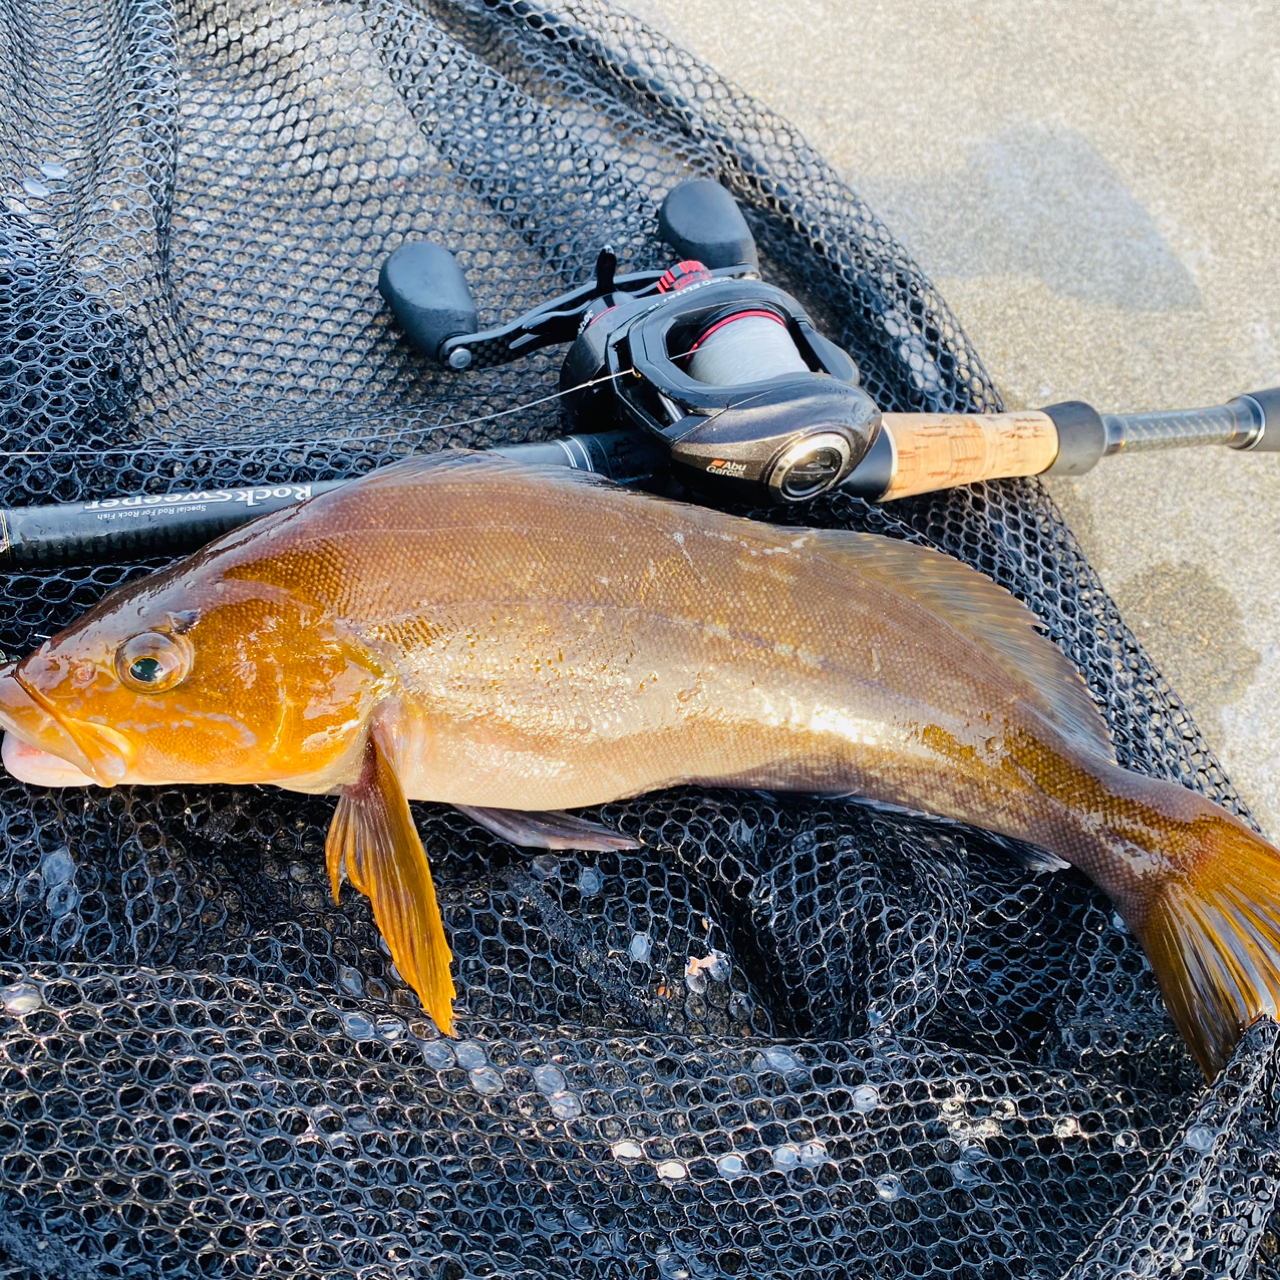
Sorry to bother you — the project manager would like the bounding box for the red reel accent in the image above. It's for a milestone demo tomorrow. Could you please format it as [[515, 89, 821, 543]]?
[[656, 260, 712, 293]]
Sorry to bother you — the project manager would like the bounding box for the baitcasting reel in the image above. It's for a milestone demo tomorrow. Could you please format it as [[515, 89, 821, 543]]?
[[378, 180, 879, 503], [379, 180, 1280, 510]]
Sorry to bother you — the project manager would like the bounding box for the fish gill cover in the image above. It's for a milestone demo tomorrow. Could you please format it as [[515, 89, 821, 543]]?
[[0, 1, 1278, 1277]]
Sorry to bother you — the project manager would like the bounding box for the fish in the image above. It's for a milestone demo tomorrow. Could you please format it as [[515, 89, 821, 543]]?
[[1, 451, 1278, 1074]]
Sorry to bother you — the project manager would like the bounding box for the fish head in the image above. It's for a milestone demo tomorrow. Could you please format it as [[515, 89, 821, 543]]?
[[0, 566, 393, 789]]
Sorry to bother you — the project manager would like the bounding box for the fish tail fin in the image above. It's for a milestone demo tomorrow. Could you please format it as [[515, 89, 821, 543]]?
[[1135, 805, 1280, 1078], [326, 735, 456, 1036]]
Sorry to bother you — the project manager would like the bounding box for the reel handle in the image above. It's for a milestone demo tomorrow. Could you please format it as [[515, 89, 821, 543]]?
[[377, 179, 762, 370], [658, 179, 760, 270], [378, 243, 478, 365]]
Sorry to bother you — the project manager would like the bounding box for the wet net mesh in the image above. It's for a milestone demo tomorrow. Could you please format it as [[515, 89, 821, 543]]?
[[3, 1, 1280, 1276]]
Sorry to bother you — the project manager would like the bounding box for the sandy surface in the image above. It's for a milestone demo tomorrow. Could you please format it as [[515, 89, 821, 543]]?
[[626, 0, 1280, 831]]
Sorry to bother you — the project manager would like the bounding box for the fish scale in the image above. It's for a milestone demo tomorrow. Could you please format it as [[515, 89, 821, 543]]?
[[1, 452, 1279, 1074]]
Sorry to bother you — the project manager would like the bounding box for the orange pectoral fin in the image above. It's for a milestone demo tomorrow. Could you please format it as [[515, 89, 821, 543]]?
[[325, 734, 456, 1036]]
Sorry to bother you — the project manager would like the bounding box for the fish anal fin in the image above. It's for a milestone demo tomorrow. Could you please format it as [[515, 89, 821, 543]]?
[[982, 831, 1071, 873], [1003, 844, 1071, 874], [326, 735, 456, 1035], [838, 795, 1069, 872], [802, 529, 1114, 762], [455, 804, 640, 851]]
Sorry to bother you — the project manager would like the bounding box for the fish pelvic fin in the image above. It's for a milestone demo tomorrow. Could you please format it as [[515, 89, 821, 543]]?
[[454, 804, 640, 851], [1136, 809, 1280, 1079], [326, 735, 456, 1036]]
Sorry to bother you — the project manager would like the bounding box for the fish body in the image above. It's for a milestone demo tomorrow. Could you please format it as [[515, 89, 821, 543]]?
[[1, 453, 1277, 1074]]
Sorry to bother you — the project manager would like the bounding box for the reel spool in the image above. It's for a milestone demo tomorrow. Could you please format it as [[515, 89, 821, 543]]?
[[684, 309, 810, 386], [678, 306, 852, 501], [378, 179, 879, 504]]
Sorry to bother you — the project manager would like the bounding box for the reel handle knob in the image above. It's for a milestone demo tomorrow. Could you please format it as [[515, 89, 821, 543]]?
[[378, 242, 479, 363], [658, 179, 760, 271]]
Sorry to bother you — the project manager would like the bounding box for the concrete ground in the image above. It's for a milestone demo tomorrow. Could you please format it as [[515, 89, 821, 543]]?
[[626, 0, 1280, 833]]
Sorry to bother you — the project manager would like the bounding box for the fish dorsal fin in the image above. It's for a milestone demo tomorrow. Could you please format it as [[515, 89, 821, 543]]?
[[327, 733, 456, 1034], [801, 528, 1114, 761]]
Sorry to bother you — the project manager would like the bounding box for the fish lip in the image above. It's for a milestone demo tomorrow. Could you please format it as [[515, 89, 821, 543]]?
[[0, 663, 128, 787], [0, 664, 91, 775], [2, 733, 97, 787]]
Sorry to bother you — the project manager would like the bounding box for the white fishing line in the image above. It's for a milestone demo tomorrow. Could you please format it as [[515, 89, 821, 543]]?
[[686, 310, 807, 386], [0, 333, 751, 463], [0, 367, 635, 460]]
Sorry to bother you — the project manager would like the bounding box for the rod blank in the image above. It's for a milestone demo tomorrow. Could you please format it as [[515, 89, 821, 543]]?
[[2, 387, 1277, 566], [1101, 398, 1262, 454], [0, 432, 666, 568]]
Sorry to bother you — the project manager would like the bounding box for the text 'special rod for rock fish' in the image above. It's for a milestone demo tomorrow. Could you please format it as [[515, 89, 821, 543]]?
[[1, 178, 1277, 568]]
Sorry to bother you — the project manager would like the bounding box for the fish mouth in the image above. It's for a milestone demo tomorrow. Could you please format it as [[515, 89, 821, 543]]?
[[0, 663, 129, 787], [2, 733, 97, 787]]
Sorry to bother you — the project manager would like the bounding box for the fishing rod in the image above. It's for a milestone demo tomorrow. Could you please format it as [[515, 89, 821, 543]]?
[[0, 430, 666, 568], [2, 378, 1276, 568], [377, 177, 1280, 502], [1, 179, 1276, 567]]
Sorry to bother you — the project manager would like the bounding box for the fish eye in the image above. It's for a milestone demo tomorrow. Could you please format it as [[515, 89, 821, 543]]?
[[115, 632, 192, 693]]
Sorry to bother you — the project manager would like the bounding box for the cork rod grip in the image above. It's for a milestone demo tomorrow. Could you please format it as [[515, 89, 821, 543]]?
[[877, 411, 1059, 500]]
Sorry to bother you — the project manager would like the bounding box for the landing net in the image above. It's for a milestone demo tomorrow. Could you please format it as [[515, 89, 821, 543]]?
[[1, 2, 1277, 1276]]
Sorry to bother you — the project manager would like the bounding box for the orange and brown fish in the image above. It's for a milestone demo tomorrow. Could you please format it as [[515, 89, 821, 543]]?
[[1, 452, 1277, 1075]]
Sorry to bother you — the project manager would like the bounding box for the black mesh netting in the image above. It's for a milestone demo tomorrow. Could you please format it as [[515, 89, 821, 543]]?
[[3, 1, 1280, 1277]]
